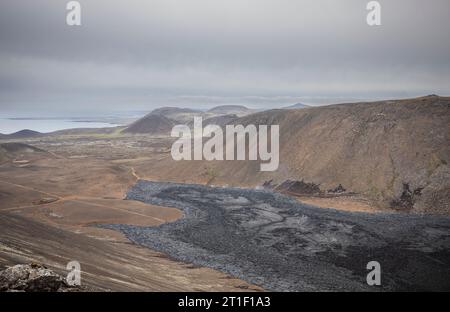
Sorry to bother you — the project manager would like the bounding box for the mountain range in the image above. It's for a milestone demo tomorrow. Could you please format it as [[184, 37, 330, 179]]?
[[131, 95, 450, 214]]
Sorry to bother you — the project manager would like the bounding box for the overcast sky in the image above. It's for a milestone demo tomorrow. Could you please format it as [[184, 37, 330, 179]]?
[[1, 0, 449, 116]]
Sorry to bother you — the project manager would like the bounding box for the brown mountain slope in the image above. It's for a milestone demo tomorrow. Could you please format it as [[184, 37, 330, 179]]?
[[0, 213, 260, 291], [0, 143, 51, 164], [122, 114, 175, 135], [137, 96, 450, 214], [5, 129, 42, 139]]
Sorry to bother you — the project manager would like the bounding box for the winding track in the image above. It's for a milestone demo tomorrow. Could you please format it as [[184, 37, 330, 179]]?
[[101, 181, 450, 291]]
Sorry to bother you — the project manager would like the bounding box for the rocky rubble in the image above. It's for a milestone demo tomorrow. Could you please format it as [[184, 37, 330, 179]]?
[[0, 263, 83, 292], [109, 181, 450, 291]]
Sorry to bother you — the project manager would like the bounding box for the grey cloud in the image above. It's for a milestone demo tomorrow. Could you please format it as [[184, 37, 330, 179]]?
[[0, 0, 449, 114]]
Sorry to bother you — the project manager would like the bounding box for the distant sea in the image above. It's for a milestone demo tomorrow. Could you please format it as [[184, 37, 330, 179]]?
[[0, 118, 122, 134]]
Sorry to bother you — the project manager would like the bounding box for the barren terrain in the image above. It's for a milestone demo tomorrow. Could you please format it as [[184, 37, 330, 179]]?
[[103, 181, 450, 291], [0, 96, 449, 291], [129, 96, 450, 215], [0, 137, 262, 291]]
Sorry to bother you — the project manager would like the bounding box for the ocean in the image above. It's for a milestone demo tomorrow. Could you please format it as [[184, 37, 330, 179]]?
[[0, 118, 120, 134]]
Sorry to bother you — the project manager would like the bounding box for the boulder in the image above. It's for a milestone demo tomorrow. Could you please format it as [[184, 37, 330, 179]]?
[[0, 263, 77, 292]]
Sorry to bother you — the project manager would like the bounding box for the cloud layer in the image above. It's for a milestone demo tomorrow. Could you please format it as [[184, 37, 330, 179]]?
[[1, 0, 449, 114]]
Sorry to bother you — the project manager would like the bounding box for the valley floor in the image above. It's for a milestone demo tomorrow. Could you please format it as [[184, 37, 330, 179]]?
[[0, 135, 263, 291], [0, 133, 447, 291]]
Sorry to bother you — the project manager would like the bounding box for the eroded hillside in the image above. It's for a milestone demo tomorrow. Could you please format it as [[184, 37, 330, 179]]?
[[135, 96, 450, 214]]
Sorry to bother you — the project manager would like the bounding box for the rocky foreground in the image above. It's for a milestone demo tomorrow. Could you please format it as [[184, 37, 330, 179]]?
[[0, 263, 88, 292]]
